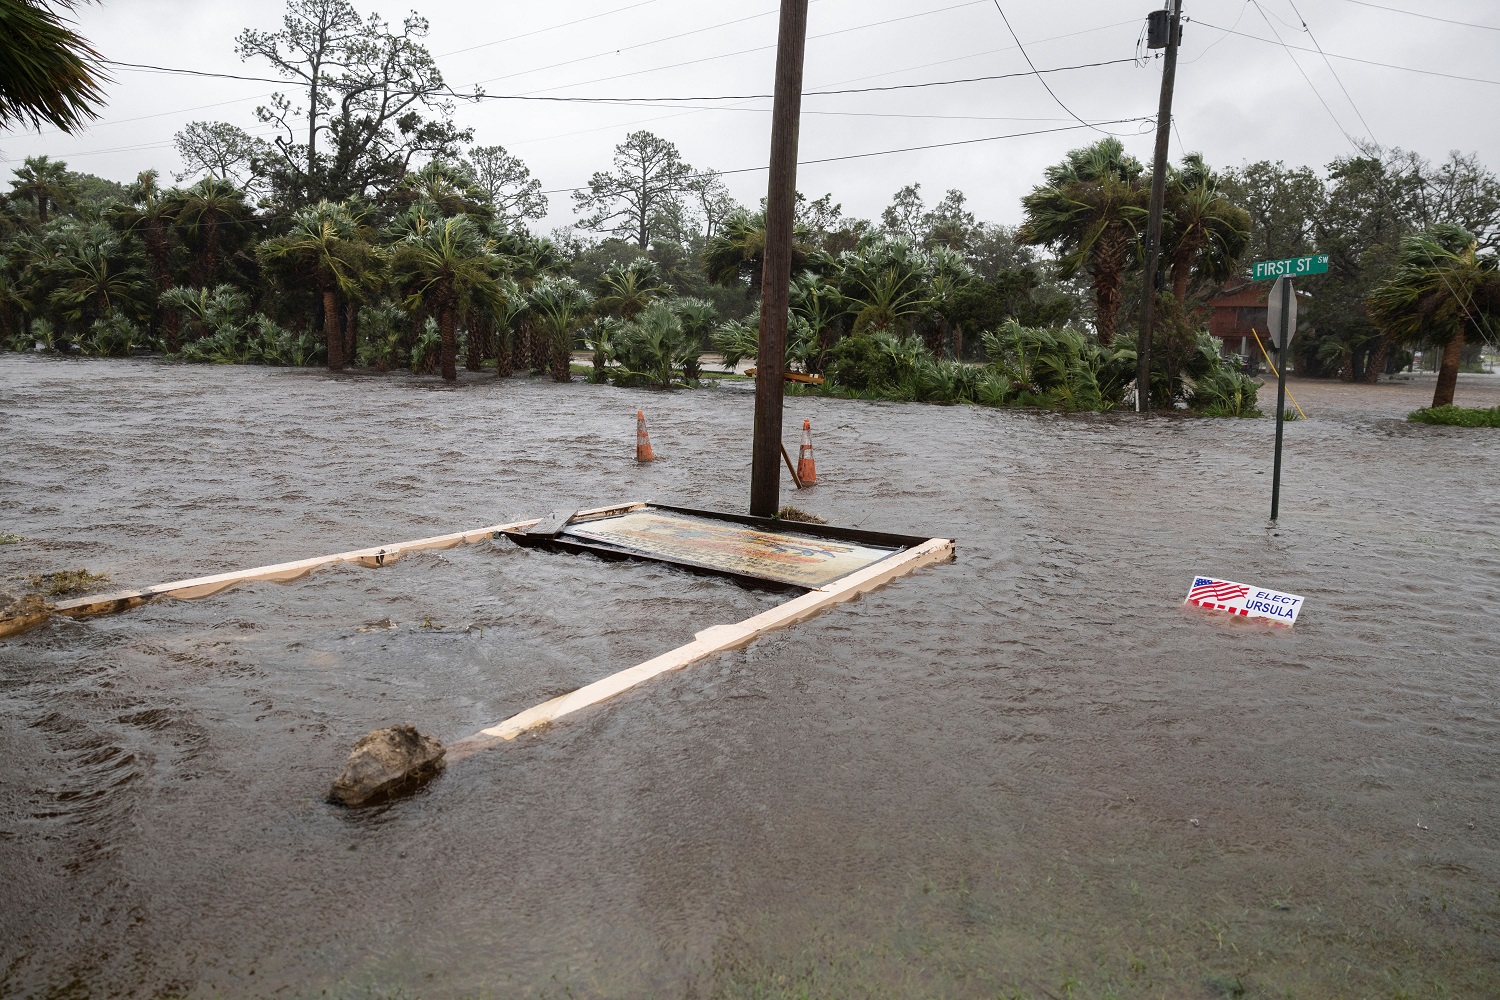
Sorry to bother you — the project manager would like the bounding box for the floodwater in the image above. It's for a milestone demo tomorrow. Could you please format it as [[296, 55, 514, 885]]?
[[1, 356, 1497, 1000]]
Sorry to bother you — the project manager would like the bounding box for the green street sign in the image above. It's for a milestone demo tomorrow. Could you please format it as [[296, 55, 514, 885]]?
[[1252, 254, 1329, 280]]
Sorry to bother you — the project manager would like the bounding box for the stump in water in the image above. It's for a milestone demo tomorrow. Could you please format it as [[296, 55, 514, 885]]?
[[328, 724, 446, 807]]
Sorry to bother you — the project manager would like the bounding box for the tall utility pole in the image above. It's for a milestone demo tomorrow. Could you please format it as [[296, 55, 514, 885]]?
[[749, 0, 810, 518], [1135, 0, 1183, 412]]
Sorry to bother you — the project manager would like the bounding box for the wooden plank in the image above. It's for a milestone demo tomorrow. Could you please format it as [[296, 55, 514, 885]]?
[[526, 509, 579, 537], [779, 443, 804, 490], [445, 536, 953, 761], [745, 367, 825, 385], [19, 502, 647, 624]]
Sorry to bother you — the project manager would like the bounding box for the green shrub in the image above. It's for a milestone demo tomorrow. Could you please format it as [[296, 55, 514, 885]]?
[[827, 332, 924, 392], [1407, 404, 1500, 427], [1189, 365, 1262, 417]]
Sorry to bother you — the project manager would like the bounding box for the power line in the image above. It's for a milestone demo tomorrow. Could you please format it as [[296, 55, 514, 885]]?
[[435, 0, 665, 58], [1336, 0, 1500, 32], [990, 2, 1121, 136], [466, 2, 807, 90], [69, 18, 1131, 145], [1281, 0, 1379, 145], [1246, 3, 1357, 144], [495, 1, 991, 98], [537, 118, 1151, 194], [1190, 19, 1500, 85], [104, 57, 1138, 106]]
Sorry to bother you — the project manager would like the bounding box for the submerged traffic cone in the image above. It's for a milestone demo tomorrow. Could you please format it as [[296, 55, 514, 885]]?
[[635, 410, 655, 463], [796, 418, 816, 484]]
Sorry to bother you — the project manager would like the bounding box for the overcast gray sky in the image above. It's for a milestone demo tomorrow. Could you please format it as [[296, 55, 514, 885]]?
[[4, 0, 1497, 235]]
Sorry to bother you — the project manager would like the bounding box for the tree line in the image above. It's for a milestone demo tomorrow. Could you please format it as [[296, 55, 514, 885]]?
[[2, 0, 1497, 410]]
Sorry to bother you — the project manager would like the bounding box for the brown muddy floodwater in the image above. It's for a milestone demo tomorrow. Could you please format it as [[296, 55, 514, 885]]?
[[1, 356, 1498, 1000]]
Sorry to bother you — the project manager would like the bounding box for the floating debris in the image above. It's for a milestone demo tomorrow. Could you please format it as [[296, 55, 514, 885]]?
[[27, 568, 110, 598]]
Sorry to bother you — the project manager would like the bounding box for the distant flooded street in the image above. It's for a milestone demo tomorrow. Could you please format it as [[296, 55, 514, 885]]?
[[2, 356, 1497, 998]]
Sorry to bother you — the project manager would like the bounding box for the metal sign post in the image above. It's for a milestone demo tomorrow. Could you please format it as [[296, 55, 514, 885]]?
[[1266, 275, 1297, 522]]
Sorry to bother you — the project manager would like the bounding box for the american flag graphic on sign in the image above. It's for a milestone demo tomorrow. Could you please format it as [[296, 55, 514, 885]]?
[[1189, 577, 1250, 604], [1182, 575, 1304, 625]]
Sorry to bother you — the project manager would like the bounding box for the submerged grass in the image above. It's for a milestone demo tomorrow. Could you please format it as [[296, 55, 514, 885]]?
[[26, 568, 109, 597], [1407, 404, 1500, 427]]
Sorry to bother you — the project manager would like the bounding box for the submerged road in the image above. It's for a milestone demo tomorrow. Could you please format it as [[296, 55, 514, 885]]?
[[1, 356, 1497, 998]]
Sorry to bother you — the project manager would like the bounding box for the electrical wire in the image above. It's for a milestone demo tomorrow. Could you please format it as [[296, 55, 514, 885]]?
[[1336, 0, 1500, 32], [1247, 3, 1358, 147], [990, 2, 1123, 136], [1189, 20, 1500, 85], [435, 0, 665, 58], [1282, 0, 1379, 145], [493, 1, 992, 98], [103, 57, 1139, 105], [536, 118, 1151, 195]]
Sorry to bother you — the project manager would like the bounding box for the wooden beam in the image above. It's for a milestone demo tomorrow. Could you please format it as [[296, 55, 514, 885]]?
[[446, 537, 954, 761], [1, 502, 647, 631]]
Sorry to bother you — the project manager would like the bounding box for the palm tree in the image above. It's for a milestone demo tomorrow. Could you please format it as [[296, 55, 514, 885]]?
[[703, 208, 811, 297], [388, 214, 505, 382], [670, 296, 716, 382], [788, 271, 846, 373], [9, 155, 75, 223], [1368, 223, 1500, 408], [167, 177, 255, 287], [46, 226, 148, 329], [526, 277, 593, 382], [258, 202, 379, 371], [926, 245, 977, 357], [1019, 138, 1148, 345], [835, 239, 934, 336], [111, 170, 184, 348], [389, 162, 490, 219], [595, 257, 665, 320], [0, 0, 105, 132], [1163, 154, 1251, 304]]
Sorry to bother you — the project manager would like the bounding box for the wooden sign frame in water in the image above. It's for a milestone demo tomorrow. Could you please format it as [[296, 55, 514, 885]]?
[[0, 501, 953, 765], [497, 503, 934, 592]]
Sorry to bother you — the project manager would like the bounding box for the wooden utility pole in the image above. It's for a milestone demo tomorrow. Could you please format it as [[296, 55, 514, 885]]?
[[1135, 0, 1182, 412], [749, 0, 810, 518]]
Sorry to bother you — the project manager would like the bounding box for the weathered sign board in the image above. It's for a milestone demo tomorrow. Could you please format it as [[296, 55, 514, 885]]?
[[1184, 576, 1305, 626], [501, 504, 925, 591]]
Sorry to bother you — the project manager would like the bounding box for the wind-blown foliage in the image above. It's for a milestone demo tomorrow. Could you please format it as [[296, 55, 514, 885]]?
[[0, 0, 107, 132], [1368, 223, 1500, 407]]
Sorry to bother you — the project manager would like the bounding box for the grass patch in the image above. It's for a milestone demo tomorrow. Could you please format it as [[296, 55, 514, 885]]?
[[775, 506, 826, 524], [27, 568, 110, 597], [1407, 404, 1500, 427], [0, 532, 23, 544]]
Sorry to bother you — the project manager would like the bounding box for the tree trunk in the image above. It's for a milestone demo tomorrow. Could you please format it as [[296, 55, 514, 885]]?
[[1093, 271, 1121, 346], [495, 323, 513, 378], [344, 301, 359, 366], [440, 306, 458, 382], [550, 325, 572, 382], [1363, 332, 1390, 384], [465, 311, 484, 371], [1432, 328, 1465, 407], [323, 288, 344, 370], [197, 223, 219, 287], [953, 322, 964, 361], [529, 320, 548, 373]]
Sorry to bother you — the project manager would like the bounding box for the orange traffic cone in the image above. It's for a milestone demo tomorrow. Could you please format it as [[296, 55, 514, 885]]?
[[796, 418, 816, 484], [635, 410, 655, 463]]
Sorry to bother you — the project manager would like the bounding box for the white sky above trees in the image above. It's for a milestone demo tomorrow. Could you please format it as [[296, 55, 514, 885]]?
[[4, 0, 1497, 237]]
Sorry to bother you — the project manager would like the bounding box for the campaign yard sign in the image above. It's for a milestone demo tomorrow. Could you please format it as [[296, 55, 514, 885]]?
[[1185, 576, 1305, 625]]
